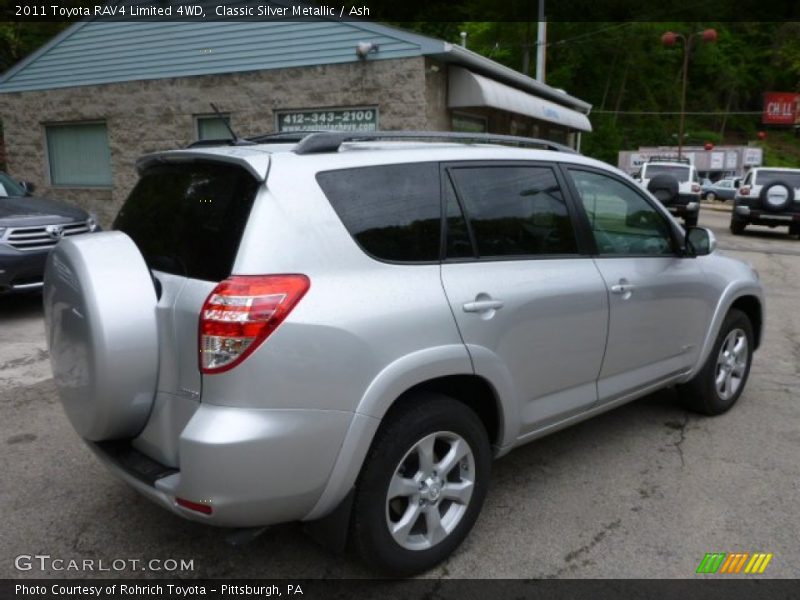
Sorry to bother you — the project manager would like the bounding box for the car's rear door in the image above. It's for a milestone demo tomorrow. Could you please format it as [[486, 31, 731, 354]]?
[[439, 162, 609, 439], [563, 166, 712, 402], [113, 161, 261, 465]]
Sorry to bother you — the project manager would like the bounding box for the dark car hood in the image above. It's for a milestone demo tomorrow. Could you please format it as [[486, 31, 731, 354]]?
[[0, 195, 88, 226]]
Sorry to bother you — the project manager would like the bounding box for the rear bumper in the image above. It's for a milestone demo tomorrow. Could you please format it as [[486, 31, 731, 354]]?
[[0, 244, 48, 293], [666, 196, 700, 218], [733, 205, 800, 227], [88, 404, 354, 528]]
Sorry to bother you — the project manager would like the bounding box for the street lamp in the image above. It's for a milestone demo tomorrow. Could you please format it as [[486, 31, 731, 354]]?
[[661, 28, 717, 159]]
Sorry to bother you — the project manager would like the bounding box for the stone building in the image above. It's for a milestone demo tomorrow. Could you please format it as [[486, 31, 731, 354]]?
[[0, 19, 592, 224]]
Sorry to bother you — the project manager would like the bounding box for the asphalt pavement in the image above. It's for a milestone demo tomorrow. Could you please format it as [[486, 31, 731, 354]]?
[[1, 208, 798, 579]]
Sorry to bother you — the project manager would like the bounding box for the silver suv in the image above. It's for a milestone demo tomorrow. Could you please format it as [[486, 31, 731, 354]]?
[[43, 132, 764, 575]]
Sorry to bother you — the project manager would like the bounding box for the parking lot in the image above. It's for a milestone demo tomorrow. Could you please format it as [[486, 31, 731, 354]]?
[[1, 206, 798, 580]]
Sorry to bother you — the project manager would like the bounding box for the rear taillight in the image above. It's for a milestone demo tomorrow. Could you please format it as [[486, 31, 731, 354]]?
[[200, 275, 310, 374], [740, 185, 750, 196], [691, 183, 701, 193]]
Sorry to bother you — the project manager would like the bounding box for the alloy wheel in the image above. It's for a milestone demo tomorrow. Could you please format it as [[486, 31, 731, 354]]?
[[715, 328, 748, 401], [385, 431, 475, 551]]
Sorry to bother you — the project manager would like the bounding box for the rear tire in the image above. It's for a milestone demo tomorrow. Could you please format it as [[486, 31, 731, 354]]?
[[730, 216, 746, 235], [706, 192, 716, 202], [352, 394, 491, 575], [678, 309, 753, 416], [684, 215, 698, 228], [789, 223, 800, 239]]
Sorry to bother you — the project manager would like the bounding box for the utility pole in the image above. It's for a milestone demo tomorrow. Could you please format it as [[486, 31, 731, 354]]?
[[661, 28, 717, 159], [535, 0, 546, 82]]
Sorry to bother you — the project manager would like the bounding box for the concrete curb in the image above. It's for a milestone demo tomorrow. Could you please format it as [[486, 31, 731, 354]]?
[[700, 201, 732, 213]]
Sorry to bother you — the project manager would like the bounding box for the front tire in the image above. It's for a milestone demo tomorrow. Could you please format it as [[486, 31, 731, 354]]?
[[678, 309, 753, 415], [352, 394, 491, 575]]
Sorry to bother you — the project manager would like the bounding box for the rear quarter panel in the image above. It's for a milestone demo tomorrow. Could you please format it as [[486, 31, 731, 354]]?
[[201, 153, 474, 415]]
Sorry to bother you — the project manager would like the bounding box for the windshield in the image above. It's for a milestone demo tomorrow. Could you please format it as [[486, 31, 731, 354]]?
[[0, 172, 27, 197], [644, 165, 691, 183], [755, 170, 800, 188]]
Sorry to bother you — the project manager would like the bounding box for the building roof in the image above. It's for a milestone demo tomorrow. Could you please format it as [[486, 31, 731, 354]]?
[[0, 4, 591, 113]]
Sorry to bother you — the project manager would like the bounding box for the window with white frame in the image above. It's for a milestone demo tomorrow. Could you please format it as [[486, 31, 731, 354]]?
[[46, 122, 113, 187], [196, 114, 232, 141]]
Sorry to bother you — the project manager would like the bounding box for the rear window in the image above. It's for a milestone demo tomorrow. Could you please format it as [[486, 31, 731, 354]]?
[[114, 162, 259, 282], [755, 170, 800, 188], [644, 165, 691, 182], [316, 163, 441, 262]]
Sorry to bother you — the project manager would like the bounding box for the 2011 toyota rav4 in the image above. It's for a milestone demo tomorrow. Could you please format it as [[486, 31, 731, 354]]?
[[43, 132, 764, 575]]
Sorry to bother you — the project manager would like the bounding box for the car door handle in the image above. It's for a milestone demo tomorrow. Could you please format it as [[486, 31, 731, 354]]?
[[463, 299, 505, 313], [610, 281, 635, 295]]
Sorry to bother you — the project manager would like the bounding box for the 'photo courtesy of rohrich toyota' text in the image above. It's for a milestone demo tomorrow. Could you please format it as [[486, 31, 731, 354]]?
[[0, 1, 799, 598]]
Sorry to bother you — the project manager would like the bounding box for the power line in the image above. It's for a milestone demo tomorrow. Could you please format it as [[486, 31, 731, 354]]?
[[592, 110, 764, 115]]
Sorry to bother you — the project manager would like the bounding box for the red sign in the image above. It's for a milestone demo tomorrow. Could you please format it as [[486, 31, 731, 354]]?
[[763, 92, 800, 125]]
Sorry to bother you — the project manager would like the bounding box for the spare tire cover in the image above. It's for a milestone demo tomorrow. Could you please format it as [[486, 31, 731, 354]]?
[[760, 181, 793, 212], [647, 174, 680, 205], [43, 231, 158, 441]]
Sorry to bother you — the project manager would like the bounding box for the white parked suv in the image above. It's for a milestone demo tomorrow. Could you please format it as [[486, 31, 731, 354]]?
[[636, 157, 702, 227], [730, 166, 800, 237], [43, 132, 764, 574]]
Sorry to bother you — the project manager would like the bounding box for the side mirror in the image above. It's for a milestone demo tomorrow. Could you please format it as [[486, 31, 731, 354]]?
[[19, 181, 36, 195], [686, 226, 716, 256]]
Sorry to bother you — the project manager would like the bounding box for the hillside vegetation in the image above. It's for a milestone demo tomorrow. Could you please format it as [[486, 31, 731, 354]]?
[[409, 21, 800, 166]]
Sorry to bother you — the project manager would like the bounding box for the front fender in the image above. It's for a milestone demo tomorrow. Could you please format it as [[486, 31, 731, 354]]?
[[682, 280, 764, 382]]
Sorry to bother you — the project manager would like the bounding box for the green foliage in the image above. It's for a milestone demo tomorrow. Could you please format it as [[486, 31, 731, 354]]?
[[0, 22, 70, 72], [407, 21, 800, 164], [762, 131, 800, 168]]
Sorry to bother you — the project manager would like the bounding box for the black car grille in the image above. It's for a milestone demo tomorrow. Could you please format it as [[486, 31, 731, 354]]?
[[4, 220, 91, 251]]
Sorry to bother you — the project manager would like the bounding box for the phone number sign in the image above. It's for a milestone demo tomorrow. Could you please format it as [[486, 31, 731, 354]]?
[[276, 107, 379, 132]]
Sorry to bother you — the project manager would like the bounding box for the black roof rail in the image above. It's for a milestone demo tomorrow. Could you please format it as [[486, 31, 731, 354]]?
[[185, 137, 258, 149], [186, 138, 236, 148], [247, 130, 331, 143], [291, 131, 578, 155], [187, 131, 332, 148]]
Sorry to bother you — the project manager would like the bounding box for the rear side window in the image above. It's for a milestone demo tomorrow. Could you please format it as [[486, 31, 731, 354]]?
[[755, 169, 800, 188], [114, 162, 259, 281], [316, 163, 441, 262], [448, 165, 578, 258]]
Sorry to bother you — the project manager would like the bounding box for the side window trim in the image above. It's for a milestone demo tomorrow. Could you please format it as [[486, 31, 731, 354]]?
[[441, 160, 588, 262], [439, 165, 478, 260], [559, 164, 684, 258]]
